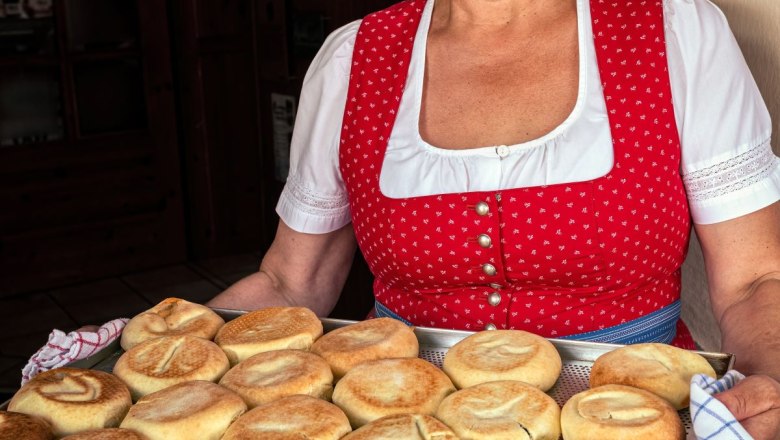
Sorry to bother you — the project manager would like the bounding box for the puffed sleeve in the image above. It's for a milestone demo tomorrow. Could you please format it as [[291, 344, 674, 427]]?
[[275, 20, 359, 233], [665, 0, 780, 224]]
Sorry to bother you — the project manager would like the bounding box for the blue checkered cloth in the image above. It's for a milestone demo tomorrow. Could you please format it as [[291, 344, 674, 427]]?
[[690, 371, 752, 440]]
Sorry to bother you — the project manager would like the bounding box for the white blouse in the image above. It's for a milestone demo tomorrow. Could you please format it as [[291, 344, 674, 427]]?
[[277, 0, 780, 233]]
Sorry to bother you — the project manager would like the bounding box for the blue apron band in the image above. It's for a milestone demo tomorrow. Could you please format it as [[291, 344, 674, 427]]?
[[375, 298, 680, 345]]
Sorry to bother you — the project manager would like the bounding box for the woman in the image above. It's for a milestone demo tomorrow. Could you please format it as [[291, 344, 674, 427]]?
[[209, 0, 780, 436]]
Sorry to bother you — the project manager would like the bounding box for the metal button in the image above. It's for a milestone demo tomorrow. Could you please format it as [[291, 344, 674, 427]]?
[[496, 145, 510, 158], [474, 201, 489, 216], [485, 323, 497, 331], [477, 234, 492, 248], [489, 283, 502, 289], [488, 292, 501, 306], [482, 263, 497, 276]]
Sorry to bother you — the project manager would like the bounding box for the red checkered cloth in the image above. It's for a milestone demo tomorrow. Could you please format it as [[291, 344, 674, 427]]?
[[21, 318, 128, 385]]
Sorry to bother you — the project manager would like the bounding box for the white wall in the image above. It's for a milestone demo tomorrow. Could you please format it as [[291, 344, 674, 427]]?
[[681, 0, 780, 350]]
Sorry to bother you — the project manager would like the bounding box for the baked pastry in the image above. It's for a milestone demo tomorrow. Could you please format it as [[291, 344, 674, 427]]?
[[61, 428, 148, 439], [589, 342, 717, 409], [0, 411, 53, 440], [219, 349, 333, 408], [443, 329, 562, 391], [342, 414, 458, 440], [435, 380, 561, 440], [8, 368, 132, 438], [215, 307, 323, 365], [119, 380, 246, 440], [311, 317, 419, 379], [561, 384, 685, 440], [333, 358, 455, 428], [121, 298, 224, 350], [114, 335, 230, 400], [221, 395, 351, 440]]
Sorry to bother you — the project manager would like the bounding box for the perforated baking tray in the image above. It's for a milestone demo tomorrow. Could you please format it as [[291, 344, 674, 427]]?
[[2, 308, 735, 436]]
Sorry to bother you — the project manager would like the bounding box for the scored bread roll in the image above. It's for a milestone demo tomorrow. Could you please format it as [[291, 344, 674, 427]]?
[[221, 395, 351, 440], [61, 428, 148, 440], [0, 411, 53, 440], [215, 307, 323, 365], [333, 358, 456, 428], [435, 380, 561, 440], [443, 329, 562, 391], [561, 384, 685, 440], [121, 298, 224, 350], [8, 368, 131, 438], [114, 335, 230, 400], [342, 414, 458, 440], [219, 349, 333, 408], [119, 380, 246, 440], [589, 342, 717, 409], [311, 317, 419, 379]]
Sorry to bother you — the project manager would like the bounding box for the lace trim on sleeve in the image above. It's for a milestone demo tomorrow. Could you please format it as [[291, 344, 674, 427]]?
[[683, 138, 778, 202], [283, 172, 351, 218]]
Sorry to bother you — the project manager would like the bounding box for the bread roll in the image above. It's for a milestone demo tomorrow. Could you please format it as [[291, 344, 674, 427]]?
[[121, 298, 224, 350], [342, 414, 458, 440], [0, 411, 53, 440], [333, 358, 455, 428], [8, 368, 131, 438], [443, 329, 561, 391], [219, 349, 333, 408], [221, 395, 351, 440], [311, 317, 419, 379], [215, 307, 323, 365], [61, 428, 147, 439], [589, 342, 717, 409], [119, 380, 246, 440], [561, 384, 685, 440], [435, 380, 560, 440], [114, 335, 230, 400]]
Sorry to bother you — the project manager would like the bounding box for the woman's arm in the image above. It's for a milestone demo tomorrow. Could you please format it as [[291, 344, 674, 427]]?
[[206, 221, 358, 317]]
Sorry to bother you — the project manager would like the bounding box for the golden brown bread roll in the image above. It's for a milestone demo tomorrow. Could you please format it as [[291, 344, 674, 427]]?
[[561, 384, 685, 440], [333, 358, 456, 428], [61, 428, 148, 439], [0, 411, 53, 440], [8, 368, 132, 438], [589, 342, 717, 409], [121, 298, 224, 350], [218, 349, 333, 408], [114, 335, 230, 400], [311, 318, 419, 380], [443, 329, 562, 390], [119, 380, 246, 440], [435, 380, 561, 440], [342, 414, 458, 440], [215, 307, 323, 365], [221, 395, 351, 440]]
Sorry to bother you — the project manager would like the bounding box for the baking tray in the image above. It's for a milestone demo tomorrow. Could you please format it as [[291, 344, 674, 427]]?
[[2, 307, 735, 436]]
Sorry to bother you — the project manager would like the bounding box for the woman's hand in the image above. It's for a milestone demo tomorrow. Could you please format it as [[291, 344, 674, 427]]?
[[715, 374, 780, 440]]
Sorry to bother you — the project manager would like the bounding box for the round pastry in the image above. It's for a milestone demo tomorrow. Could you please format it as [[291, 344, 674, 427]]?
[[119, 380, 246, 440], [114, 335, 230, 400], [589, 342, 717, 409], [311, 317, 419, 379], [8, 368, 132, 438], [0, 411, 53, 440], [332, 358, 456, 428], [443, 329, 562, 391], [435, 380, 561, 440], [221, 395, 351, 440], [219, 349, 333, 408], [121, 298, 225, 350], [61, 428, 148, 439], [561, 384, 685, 440], [342, 414, 458, 440], [215, 307, 323, 365]]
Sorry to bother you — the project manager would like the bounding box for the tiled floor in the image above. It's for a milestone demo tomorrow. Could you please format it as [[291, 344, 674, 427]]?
[[0, 252, 264, 403]]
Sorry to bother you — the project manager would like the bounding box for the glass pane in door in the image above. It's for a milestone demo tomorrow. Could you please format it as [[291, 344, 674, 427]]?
[[0, 66, 63, 147], [66, 0, 139, 52], [0, 0, 56, 56]]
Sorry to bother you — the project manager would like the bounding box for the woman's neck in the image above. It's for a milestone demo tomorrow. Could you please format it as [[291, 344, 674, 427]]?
[[432, 0, 569, 33]]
